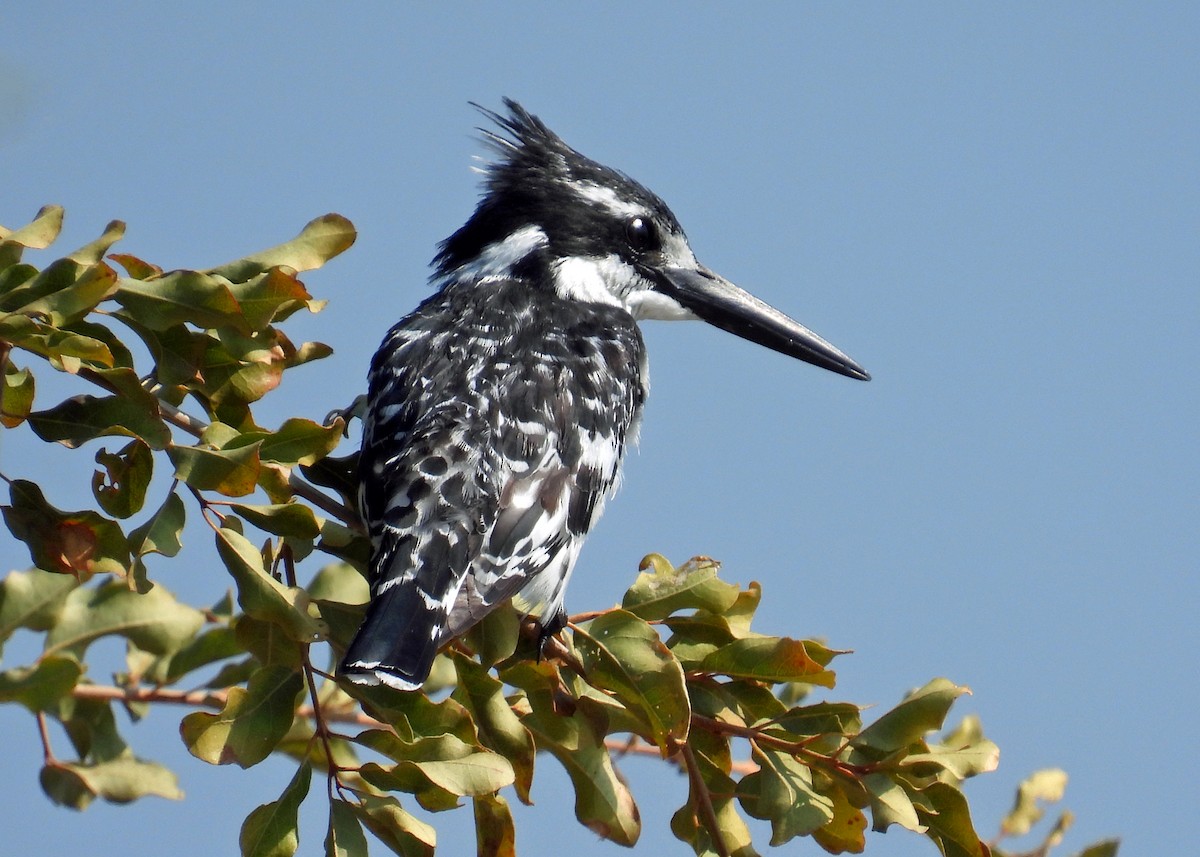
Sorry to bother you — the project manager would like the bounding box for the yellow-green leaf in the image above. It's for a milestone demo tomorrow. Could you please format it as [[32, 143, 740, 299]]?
[[43, 579, 204, 659], [622, 554, 740, 621], [451, 655, 535, 803], [573, 609, 690, 751], [92, 439, 153, 519], [0, 656, 82, 711], [1, 360, 35, 427], [700, 636, 839, 687], [325, 799, 369, 857], [0, 568, 78, 656], [231, 502, 321, 539], [852, 678, 970, 754], [181, 665, 304, 767], [168, 441, 262, 496], [208, 213, 357, 281], [811, 784, 868, 855], [0, 204, 64, 252], [1000, 768, 1069, 837], [239, 762, 311, 857], [214, 524, 323, 641], [40, 754, 182, 810], [350, 792, 436, 857], [474, 794, 516, 857], [114, 269, 245, 332]]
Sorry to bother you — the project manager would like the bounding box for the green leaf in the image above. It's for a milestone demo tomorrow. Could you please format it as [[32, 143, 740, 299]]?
[[2, 479, 130, 577], [113, 314, 209, 386], [55, 696, 127, 762], [40, 755, 182, 810], [226, 267, 318, 330], [689, 680, 789, 731], [451, 656, 536, 804], [168, 439, 263, 496], [236, 417, 345, 466], [852, 678, 970, 754], [355, 731, 515, 808], [239, 762, 311, 857], [1074, 840, 1121, 857], [92, 439, 153, 518], [180, 664, 304, 767], [521, 707, 640, 846], [670, 787, 758, 857], [905, 714, 1000, 782], [231, 502, 321, 538], [113, 269, 245, 332], [208, 213, 357, 281], [306, 562, 369, 605], [774, 701, 863, 738], [573, 609, 690, 751], [1000, 768, 1069, 837], [108, 252, 162, 280], [214, 524, 324, 641], [39, 764, 95, 810], [16, 259, 119, 326], [43, 579, 204, 659], [325, 799, 369, 857], [140, 625, 242, 685], [462, 602, 521, 669], [27, 366, 170, 449], [66, 219, 126, 265], [0, 656, 82, 711], [700, 636, 839, 687], [0, 568, 78, 656], [0, 313, 114, 371], [622, 554, 740, 621], [738, 746, 835, 844], [810, 784, 868, 855], [199, 327, 287, 407], [0, 204, 64, 254], [474, 794, 516, 857], [862, 772, 923, 833], [1, 360, 35, 427], [350, 793, 436, 857], [127, 491, 186, 558], [913, 781, 987, 857]]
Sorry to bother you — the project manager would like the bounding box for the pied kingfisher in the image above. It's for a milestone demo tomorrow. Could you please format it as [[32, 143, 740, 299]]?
[[340, 99, 869, 691]]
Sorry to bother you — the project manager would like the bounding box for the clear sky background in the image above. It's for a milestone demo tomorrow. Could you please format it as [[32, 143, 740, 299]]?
[[1, 5, 1195, 856]]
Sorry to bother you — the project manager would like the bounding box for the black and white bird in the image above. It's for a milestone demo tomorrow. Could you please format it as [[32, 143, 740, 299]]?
[[340, 99, 869, 691]]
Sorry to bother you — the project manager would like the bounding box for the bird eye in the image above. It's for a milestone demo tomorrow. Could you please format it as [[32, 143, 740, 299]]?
[[624, 216, 659, 254]]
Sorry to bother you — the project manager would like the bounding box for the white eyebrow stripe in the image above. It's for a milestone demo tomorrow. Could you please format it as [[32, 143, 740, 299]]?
[[572, 181, 646, 219]]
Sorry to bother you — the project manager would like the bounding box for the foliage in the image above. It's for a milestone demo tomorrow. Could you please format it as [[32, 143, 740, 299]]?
[[0, 207, 1118, 857]]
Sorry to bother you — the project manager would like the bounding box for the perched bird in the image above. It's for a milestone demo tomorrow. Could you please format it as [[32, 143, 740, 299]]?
[[340, 99, 869, 691]]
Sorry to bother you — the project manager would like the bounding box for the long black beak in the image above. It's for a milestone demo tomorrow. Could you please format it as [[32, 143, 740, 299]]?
[[658, 266, 871, 381]]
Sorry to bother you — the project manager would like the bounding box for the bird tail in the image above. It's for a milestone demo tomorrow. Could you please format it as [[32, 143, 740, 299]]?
[[338, 583, 445, 692]]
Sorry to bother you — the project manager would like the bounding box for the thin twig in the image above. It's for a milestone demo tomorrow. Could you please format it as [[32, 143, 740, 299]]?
[[604, 737, 758, 776], [35, 711, 57, 765], [679, 739, 732, 857], [691, 712, 876, 778]]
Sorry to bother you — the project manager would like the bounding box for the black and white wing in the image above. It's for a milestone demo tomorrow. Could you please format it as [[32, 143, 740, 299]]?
[[339, 284, 645, 691]]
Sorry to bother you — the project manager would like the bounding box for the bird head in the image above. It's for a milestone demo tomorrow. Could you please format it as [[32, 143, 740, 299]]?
[[434, 99, 870, 381]]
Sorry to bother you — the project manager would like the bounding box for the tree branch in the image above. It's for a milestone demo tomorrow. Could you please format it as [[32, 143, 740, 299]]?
[[69, 683, 383, 727]]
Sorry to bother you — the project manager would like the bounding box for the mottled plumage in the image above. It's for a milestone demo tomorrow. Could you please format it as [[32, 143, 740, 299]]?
[[340, 100, 868, 691]]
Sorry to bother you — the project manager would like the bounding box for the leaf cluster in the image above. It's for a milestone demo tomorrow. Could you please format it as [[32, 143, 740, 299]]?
[[0, 208, 1118, 857]]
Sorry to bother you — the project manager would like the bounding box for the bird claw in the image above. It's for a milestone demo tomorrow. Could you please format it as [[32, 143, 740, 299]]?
[[325, 395, 369, 435]]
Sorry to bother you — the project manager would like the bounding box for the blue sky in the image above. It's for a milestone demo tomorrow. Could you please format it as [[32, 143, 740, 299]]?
[[2, 5, 1196, 855]]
